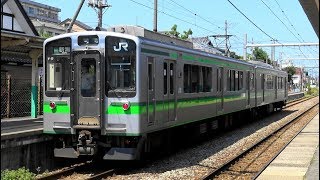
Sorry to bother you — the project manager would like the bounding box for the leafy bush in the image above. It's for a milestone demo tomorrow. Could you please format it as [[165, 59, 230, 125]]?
[[307, 86, 319, 96], [1, 167, 36, 180]]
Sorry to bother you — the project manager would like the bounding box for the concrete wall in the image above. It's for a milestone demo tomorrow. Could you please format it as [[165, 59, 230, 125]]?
[[1, 129, 61, 173], [1, 139, 55, 173]]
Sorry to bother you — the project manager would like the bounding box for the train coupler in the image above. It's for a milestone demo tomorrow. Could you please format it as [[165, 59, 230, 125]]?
[[77, 130, 97, 156]]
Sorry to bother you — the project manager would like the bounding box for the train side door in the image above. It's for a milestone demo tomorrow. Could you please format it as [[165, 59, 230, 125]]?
[[71, 51, 102, 129], [217, 67, 224, 113], [164, 60, 176, 122], [147, 57, 155, 125]]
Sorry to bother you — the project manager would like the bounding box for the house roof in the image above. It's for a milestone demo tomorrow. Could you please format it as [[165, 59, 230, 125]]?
[[60, 18, 93, 31], [32, 19, 66, 31]]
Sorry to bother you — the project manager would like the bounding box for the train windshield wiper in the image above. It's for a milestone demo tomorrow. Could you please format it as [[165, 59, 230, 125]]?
[[106, 81, 121, 98]]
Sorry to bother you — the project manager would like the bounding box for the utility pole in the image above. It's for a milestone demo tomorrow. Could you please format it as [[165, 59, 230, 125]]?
[[243, 33, 247, 60], [270, 39, 277, 65], [208, 20, 232, 57], [66, 0, 85, 33], [153, 0, 158, 32], [225, 20, 229, 57], [88, 0, 111, 30]]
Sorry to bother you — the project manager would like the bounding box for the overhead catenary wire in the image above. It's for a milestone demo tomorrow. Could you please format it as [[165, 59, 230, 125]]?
[[226, 0, 277, 41], [129, 0, 219, 35]]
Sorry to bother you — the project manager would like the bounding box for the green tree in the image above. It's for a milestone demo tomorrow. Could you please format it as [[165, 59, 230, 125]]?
[[253, 47, 270, 63], [39, 28, 53, 38], [180, 29, 193, 40], [282, 66, 296, 82], [165, 24, 193, 40]]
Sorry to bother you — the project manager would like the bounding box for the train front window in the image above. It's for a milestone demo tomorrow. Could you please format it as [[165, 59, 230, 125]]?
[[106, 36, 136, 97], [45, 38, 71, 96]]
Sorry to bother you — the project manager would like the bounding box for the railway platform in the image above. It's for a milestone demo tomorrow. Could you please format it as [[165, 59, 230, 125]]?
[[257, 113, 319, 180]]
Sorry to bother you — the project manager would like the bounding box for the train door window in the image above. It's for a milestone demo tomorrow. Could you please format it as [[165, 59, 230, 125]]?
[[170, 63, 174, 94], [250, 73, 255, 90], [235, 71, 239, 91], [202, 67, 212, 92], [164, 62, 168, 95], [81, 58, 96, 97], [239, 71, 243, 90], [217, 68, 220, 92], [148, 58, 154, 90], [183, 64, 191, 93], [231, 70, 235, 91], [261, 74, 265, 89]]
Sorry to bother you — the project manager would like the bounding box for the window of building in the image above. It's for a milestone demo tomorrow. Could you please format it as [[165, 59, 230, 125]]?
[[28, 7, 35, 14]]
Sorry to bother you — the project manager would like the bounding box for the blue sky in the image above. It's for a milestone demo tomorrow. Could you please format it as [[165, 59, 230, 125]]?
[[34, 0, 319, 77]]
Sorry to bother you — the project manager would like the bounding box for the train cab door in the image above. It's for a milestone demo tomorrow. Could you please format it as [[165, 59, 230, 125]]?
[[163, 60, 177, 122], [71, 51, 102, 129], [147, 57, 155, 125], [217, 67, 224, 113]]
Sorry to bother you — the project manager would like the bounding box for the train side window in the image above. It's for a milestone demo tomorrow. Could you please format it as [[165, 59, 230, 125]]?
[[235, 71, 239, 91], [164, 62, 168, 95], [191, 65, 199, 93], [239, 71, 243, 90], [231, 70, 235, 91], [203, 67, 212, 92], [227, 70, 231, 91]]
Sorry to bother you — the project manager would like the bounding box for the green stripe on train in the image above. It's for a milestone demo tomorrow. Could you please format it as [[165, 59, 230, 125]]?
[[43, 95, 245, 115], [43, 102, 70, 114], [106, 95, 245, 115]]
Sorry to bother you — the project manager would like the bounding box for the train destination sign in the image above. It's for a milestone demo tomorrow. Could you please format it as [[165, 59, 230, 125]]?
[[53, 46, 70, 55]]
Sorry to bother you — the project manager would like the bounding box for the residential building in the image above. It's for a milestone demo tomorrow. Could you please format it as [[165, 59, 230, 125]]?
[[20, 0, 60, 23], [59, 18, 93, 32]]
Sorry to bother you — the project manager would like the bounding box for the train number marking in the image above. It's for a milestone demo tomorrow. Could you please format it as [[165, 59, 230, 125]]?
[[113, 42, 128, 52]]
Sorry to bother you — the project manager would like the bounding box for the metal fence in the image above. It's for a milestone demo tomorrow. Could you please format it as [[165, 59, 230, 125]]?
[[1, 75, 43, 118]]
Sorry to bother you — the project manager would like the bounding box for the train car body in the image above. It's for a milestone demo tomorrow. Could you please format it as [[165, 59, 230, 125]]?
[[43, 26, 287, 160]]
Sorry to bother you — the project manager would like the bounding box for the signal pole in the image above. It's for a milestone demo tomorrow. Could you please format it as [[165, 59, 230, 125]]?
[[88, 0, 111, 30]]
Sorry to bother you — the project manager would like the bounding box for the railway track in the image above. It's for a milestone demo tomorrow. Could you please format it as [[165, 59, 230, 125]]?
[[36, 161, 117, 180], [201, 99, 319, 180], [285, 96, 314, 108]]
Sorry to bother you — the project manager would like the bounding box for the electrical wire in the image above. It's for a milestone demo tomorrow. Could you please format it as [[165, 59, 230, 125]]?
[[226, 0, 276, 41]]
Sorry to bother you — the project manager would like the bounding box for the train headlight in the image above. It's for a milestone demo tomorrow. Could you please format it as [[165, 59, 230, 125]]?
[[122, 102, 130, 111], [49, 101, 56, 110]]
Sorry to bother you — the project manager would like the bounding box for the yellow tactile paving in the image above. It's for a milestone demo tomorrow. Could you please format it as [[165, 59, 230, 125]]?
[[257, 114, 319, 180]]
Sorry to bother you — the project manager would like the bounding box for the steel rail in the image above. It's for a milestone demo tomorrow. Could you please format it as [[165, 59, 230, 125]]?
[[201, 99, 318, 180]]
